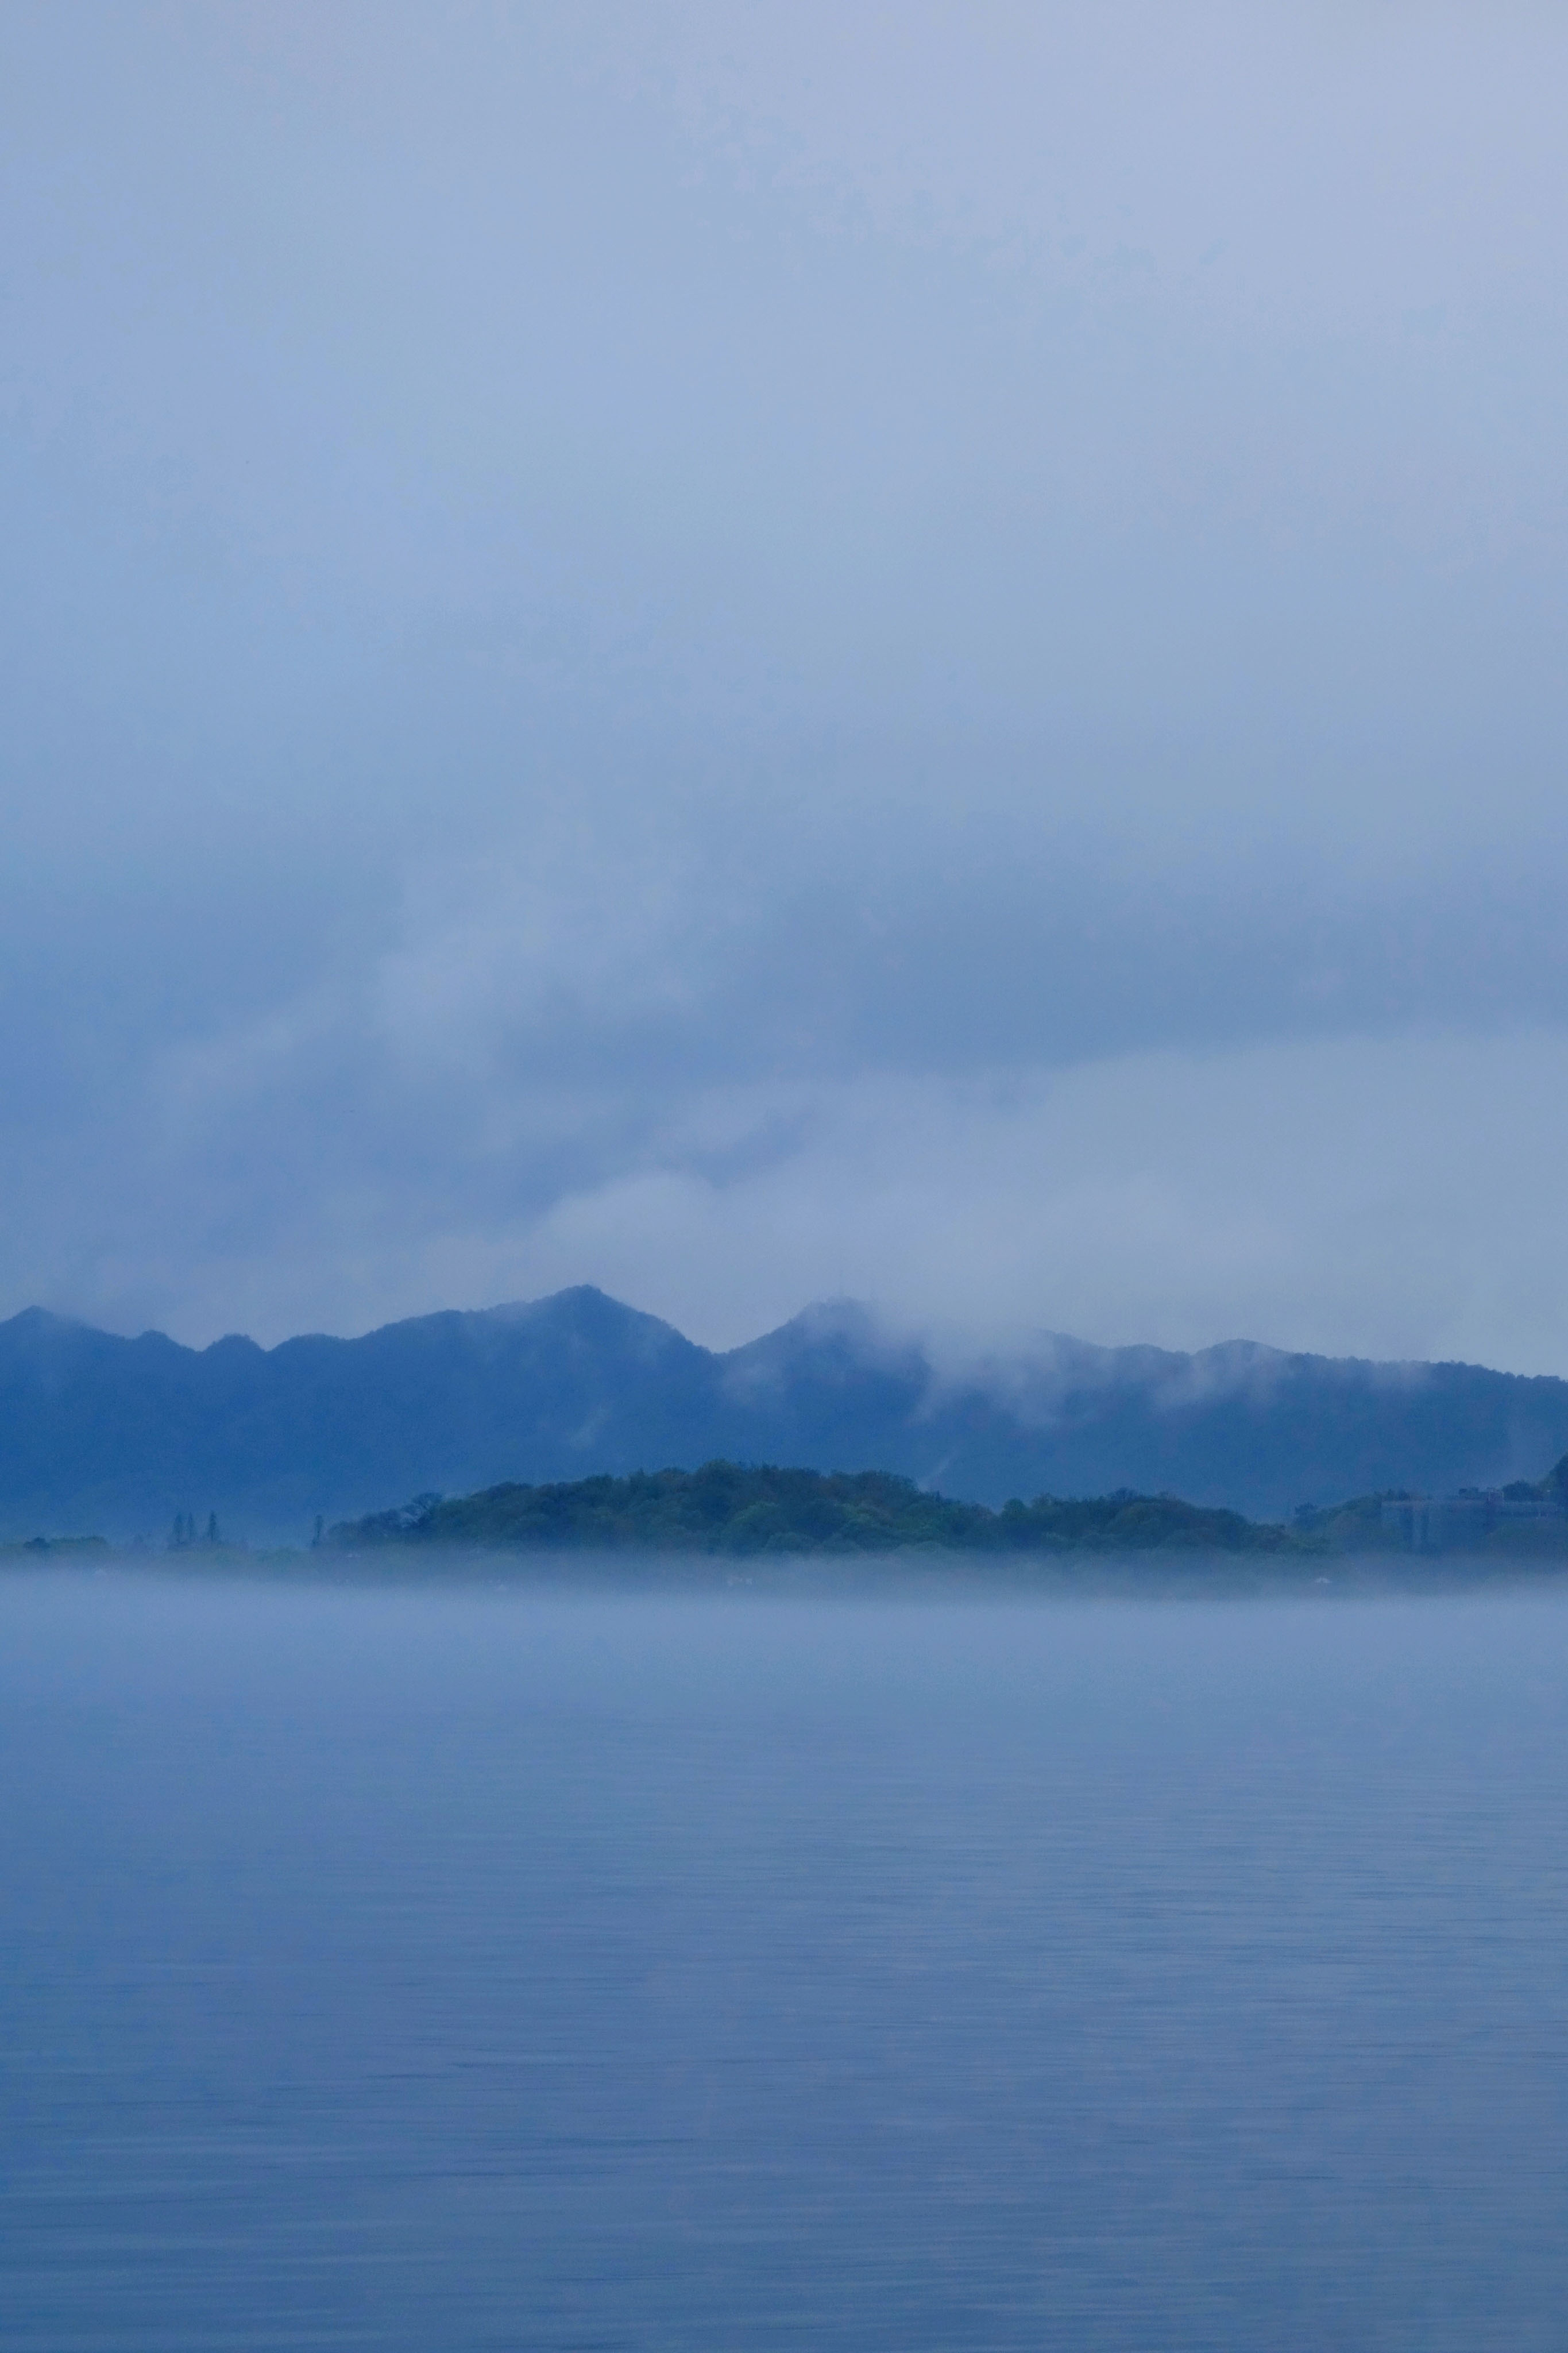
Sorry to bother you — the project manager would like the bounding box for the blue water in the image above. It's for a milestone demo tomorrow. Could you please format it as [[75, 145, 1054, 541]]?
[[4, 1571, 1568, 2350]]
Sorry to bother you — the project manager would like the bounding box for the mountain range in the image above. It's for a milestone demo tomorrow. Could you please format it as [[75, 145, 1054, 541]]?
[[3, 1287, 1567, 1544]]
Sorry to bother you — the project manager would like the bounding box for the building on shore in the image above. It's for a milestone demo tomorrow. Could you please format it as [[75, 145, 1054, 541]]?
[[1380, 1490, 1565, 1553]]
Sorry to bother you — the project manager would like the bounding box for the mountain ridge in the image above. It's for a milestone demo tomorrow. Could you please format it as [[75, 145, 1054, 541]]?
[[2, 1286, 1566, 1541]]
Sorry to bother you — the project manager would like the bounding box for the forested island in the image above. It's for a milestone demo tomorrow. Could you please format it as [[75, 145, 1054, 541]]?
[[12, 1457, 1568, 1569], [327, 1462, 1305, 1557], [322, 1455, 1568, 1564]]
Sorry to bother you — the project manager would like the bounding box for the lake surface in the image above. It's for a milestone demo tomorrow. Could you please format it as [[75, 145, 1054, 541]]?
[[4, 1568, 1568, 2350]]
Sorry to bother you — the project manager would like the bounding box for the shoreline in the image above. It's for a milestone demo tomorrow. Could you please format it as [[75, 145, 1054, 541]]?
[[9, 1540, 1568, 1602]]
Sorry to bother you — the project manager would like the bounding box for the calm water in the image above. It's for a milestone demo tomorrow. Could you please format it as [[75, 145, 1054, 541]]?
[[4, 1569, 1568, 2351]]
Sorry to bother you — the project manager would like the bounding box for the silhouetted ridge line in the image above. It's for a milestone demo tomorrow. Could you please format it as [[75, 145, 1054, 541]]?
[[2, 1287, 1566, 1541]]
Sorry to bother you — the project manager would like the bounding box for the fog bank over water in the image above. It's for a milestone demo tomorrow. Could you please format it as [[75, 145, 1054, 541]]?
[[4, 6, 1567, 1364]]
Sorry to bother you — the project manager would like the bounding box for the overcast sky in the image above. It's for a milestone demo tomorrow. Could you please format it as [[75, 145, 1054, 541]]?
[[5, 1, 1568, 1366]]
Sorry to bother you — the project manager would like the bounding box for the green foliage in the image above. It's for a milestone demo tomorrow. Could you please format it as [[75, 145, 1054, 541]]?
[[327, 1462, 1304, 1558]]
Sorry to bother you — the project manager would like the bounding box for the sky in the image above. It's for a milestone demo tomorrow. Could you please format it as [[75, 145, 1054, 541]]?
[[5, 1, 1568, 1368]]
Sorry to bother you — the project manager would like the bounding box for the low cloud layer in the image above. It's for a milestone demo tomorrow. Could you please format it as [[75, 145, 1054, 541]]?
[[14, 1032, 1568, 1378], [3, 5, 1567, 1369]]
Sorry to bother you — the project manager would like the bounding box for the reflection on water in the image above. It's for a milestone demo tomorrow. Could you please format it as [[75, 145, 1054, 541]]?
[[3, 1568, 1567, 2350]]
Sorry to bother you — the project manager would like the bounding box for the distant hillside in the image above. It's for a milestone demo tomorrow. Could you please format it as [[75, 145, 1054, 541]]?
[[2, 1286, 1567, 1541], [329, 1463, 1296, 1559]]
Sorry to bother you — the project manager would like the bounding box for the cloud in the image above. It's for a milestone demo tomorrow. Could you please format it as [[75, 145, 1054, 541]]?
[[491, 1036, 1568, 1371], [9, 1024, 1568, 1379], [1, 5, 1566, 1368]]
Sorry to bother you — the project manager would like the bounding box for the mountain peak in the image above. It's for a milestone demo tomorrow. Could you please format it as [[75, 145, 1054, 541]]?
[[0, 1305, 88, 1336]]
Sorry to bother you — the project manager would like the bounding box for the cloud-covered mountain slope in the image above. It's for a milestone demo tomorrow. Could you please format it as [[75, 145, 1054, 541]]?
[[3, 1288, 1566, 1542]]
